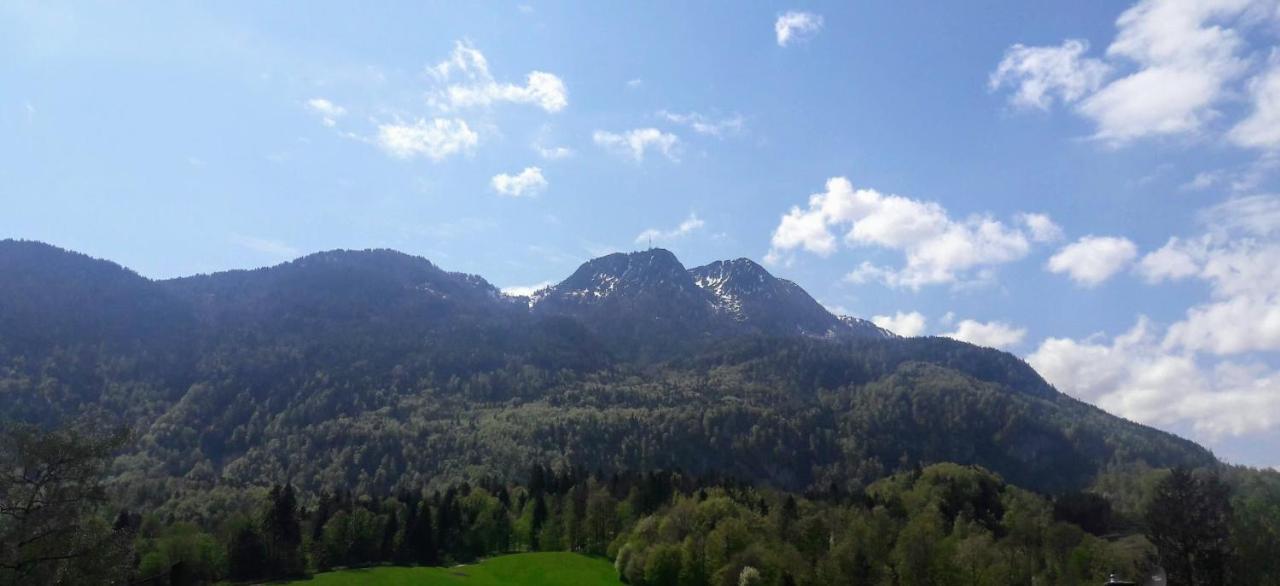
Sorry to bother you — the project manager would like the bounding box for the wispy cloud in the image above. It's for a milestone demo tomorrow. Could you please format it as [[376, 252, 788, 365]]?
[[230, 234, 299, 259], [594, 128, 680, 162], [775, 11, 823, 47], [657, 110, 744, 138], [429, 41, 567, 113], [635, 213, 705, 245], [305, 97, 346, 127]]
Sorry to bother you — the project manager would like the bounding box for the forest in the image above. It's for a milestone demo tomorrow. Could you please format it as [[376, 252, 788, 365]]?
[[3, 422, 1278, 585]]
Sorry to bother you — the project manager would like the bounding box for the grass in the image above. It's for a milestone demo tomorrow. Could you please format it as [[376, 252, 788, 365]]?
[[284, 552, 622, 585]]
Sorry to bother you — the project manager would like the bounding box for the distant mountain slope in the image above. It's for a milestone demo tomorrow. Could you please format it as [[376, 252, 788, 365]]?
[[0, 239, 1215, 501], [0, 240, 193, 350]]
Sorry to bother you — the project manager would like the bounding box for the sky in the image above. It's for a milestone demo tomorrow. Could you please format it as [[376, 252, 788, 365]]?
[[2, 1, 1279, 468]]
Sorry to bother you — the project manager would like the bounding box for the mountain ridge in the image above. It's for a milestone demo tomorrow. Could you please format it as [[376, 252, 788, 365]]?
[[0, 238, 1216, 500]]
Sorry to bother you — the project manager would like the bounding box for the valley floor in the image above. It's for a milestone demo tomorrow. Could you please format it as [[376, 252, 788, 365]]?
[[282, 552, 621, 586]]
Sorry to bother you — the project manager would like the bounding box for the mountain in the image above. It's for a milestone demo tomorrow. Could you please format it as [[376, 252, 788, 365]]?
[[689, 257, 891, 338], [529, 250, 891, 355], [530, 249, 723, 351], [0, 239, 1215, 504]]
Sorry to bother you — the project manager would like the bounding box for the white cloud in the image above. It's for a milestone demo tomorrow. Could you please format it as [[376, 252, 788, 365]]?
[[1046, 235, 1138, 287], [376, 118, 479, 161], [1146, 196, 1280, 356], [991, 0, 1259, 145], [306, 97, 346, 127], [989, 40, 1111, 109], [1018, 212, 1065, 242], [657, 110, 744, 137], [775, 11, 823, 47], [635, 213, 705, 245], [593, 128, 680, 162], [1138, 236, 1206, 282], [944, 319, 1027, 349], [1182, 170, 1222, 190], [536, 145, 574, 160], [230, 234, 299, 259], [872, 311, 927, 337], [1029, 317, 1280, 440], [767, 177, 1052, 289], [502, 281, 552, 297], [1231, 53, 1280, 149], [429, 41, 567, 113], [626, 78, 643, 89], [491, 166, 547, 197], [1033, 194, 1280, 444]]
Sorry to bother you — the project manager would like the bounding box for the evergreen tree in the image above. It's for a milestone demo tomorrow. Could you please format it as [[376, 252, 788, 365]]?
[[226, 521, 267, 582], [1146, 468, 1233, 585], [262, 483, 303, 577]]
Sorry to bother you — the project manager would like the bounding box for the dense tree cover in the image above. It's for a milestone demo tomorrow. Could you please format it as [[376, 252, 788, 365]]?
[[115, 463, 1280, 585], [4, 423, 1279, 585]]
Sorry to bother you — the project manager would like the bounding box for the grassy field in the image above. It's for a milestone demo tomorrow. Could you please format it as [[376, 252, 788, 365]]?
[[284, 552, 622, 585]]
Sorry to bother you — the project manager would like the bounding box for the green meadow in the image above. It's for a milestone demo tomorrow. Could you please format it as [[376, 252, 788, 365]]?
[[284, 552, 621, 585]]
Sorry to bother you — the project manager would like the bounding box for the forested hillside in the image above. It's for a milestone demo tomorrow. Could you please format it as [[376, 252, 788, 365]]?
[[0, 239, 1214, 509]]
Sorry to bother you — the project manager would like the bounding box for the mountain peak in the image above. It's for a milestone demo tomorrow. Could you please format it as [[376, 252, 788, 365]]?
[[547, 248, 697, 303]]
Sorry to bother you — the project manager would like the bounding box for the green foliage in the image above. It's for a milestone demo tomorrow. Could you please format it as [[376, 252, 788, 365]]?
[[0, 422, 133, 585], [613, 464, 1163, 586]]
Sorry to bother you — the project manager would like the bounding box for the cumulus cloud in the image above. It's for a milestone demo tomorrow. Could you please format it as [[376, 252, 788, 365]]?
[[1131, 195, 1280, 356], [1034, 194, 1280, 444], [872, 311, 927, 337], [1030, 317, 1280, 440], [775, 11, 823, 47], [658, 110, 744, 137], [989, 40, 1111, 109], [306, 98, 347, 127], [594, 128, 680, 162], [944, 319, 1027, 349], [991, 0, 1261, 145], [491, 166, 547, 197], [1046, 235, 1139, 287], [766, 177, 1054, 289], [429, 41, 568, 113], [635, 213, 705, 245], [376, 118, 479, 161]]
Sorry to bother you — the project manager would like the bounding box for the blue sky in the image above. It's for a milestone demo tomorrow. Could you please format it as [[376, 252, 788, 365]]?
[[3, 1, 1279, 467]]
